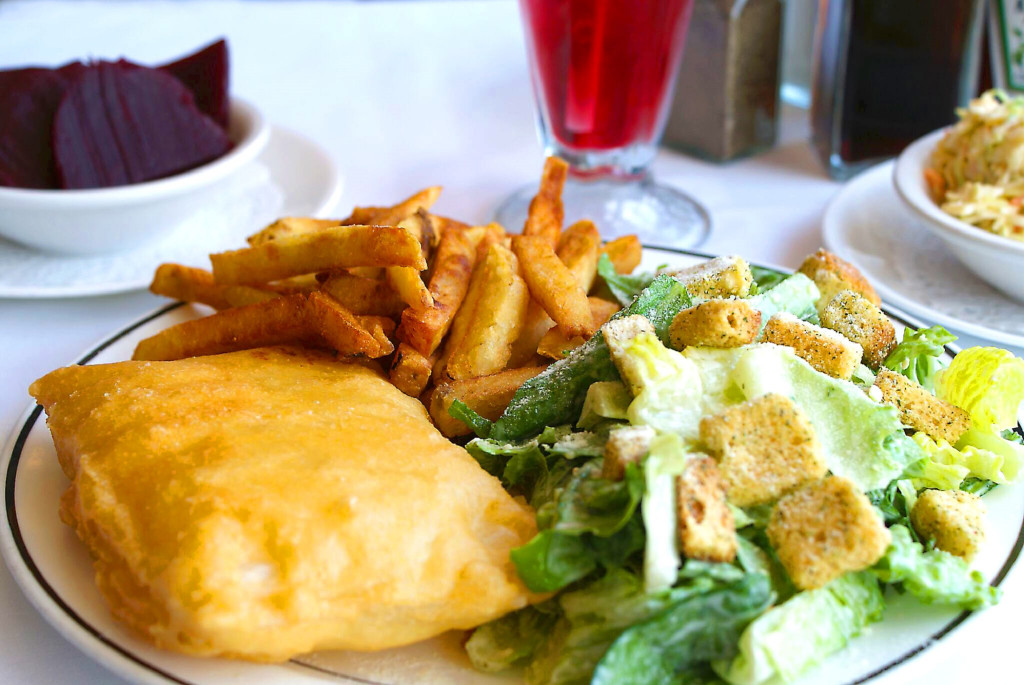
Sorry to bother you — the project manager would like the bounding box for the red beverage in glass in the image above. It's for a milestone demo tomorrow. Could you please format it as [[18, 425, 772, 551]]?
[[497, 0, 709, 247], [520, 0, 695, 159]]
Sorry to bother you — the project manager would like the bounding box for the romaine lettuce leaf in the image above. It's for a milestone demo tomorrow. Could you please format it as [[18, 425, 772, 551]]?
[[622, 333, 706, 440], [749, 265, 789, 294], [871, 525, 1001, 610], [578, 381, 631, 428], [936, 346, 1024, 431], [883, 325, 956, 391], [511, 460, 645, 593], [746, 273, 820, 327], [491, 276, 691, 441], [592, 574, 773, 685], [641, 433, 690, 592], [597, 253, 654, 306], [913, 430, 1024, 486], [714, 572, 883, 685], [731, 344, 923, 491], [465, 603, 559, 672], [525, 565, 761, 685]]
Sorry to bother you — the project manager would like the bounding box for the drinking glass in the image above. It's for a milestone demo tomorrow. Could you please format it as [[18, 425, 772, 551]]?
[[496, 0, 710, 246]]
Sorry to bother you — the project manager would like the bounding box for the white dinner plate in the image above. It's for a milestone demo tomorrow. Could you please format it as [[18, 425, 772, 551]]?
[[2, 247, 1023, 685], [0, 125, 343, 300], [822, 161, 1024, 348]]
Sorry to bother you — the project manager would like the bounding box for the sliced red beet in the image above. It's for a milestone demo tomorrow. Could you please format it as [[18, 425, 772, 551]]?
[[0, 65, 82, 188], [159, 39, 230, 129], [53, 60, 232, 189]]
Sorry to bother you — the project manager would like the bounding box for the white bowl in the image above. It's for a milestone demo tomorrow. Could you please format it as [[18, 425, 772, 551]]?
[[0, 97, 270, 255], [893, 129, 1024, 303]]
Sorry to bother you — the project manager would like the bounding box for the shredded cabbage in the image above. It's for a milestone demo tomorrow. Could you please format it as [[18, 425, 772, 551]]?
[[930, 90, 1024, 240]]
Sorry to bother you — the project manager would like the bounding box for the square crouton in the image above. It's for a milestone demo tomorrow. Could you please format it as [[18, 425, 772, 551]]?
[[602, 315, 656, 395], [798, 249, 880, 306], [602, 425, 655, 481], [910, 489, 986, 561], [761, 312, 863, 379], [699, 393, 828, 507], [658, 255, 753, 300], [676, 456, 737, 563], [767, 476, 892, 590], [873, 368, 971, 443], [668, 299, 761, 350], [819, 290, 896, 368]]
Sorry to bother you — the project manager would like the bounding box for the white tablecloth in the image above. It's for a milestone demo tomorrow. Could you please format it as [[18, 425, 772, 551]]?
[[0, 1, 1017, 683]]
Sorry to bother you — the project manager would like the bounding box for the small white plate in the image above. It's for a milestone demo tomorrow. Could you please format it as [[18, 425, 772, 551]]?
[[823, 161, 1024, 348], [2, 247, 1022, 685], [0, 125, 342, 299]]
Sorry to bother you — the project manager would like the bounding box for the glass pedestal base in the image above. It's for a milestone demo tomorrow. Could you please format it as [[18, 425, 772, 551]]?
[[494, 175, 710, 248]]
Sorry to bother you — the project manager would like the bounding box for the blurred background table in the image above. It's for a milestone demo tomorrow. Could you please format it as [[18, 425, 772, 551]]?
[[0, 1, 1017, 683]]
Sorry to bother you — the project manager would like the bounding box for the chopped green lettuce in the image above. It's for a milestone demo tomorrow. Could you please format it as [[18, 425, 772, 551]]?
[[641, 433, 690, 592], [732, 344, 923, 491], [913, 431, 1024, 486], [883, 325, 956, 391], [746, 273, 820, 327], [936, 346, 1024, 431], [714, 572, 884, 685], [749, 265, 789, 294], [511, 460, 644, 593], [621, 333, 706, 440], [592, 574, 773, 685], [871, 525, 1001, 610], [465, 604, 559, 672], [491, 276, 691, 441], [525, 565, 750, 685], [449, 399, 493, 437], [578, 381, 631, 428], [597, 253, 654, 306]]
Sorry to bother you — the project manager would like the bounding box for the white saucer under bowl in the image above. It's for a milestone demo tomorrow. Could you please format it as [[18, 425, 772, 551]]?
[[822, 160, 1024, 348], [0, 125, 342, 299]]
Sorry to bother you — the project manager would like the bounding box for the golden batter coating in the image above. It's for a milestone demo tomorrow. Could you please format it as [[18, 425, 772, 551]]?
[[30, 347, 537, 662]]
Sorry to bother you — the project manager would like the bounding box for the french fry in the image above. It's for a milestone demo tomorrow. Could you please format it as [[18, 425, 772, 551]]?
[[557, 219, 601, 292], [389, 342, 435, 397], [398, 225, 476, 356], [523, 156, 568, 248], [430, 366, 547, 437], [444, 244, 530, 380], [357, 315, 397, 353], [342, 186, 442, 226], [223, 285, 281, 308], [306, 291, 392, 358], [149, 263, 231, 310], [387, 267, 433, 310], [537, 297, 620, 360], [268, 273, 321, 293], [507, 301, 554, 368], [512, 235, 595, 339], [132, 294, 314, 361], [246, 217, 340, 247], [319, 272, 406, 317], [601, 235, 643, 275], [211, 225, 425, 285], [464, 222, 507, 261]]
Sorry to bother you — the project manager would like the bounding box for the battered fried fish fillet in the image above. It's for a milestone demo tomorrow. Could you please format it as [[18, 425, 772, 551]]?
[[29, 347, 537, 662]]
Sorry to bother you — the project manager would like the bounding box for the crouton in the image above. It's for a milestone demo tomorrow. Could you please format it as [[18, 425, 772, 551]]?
[[910, 489, 987, 561], [602, 315, 656, 395], [767, 476, 892, 590], [699, 394, 828, 507], [658, 255, 753, 300], [798, 248, 880, 306], [602, 425, 655, 481], [819, 290, 896, 368], [668, 299, 761, 350], [676, 456, 737, 563], [761, 312, 863, 379], [873, 368, 971, 443]]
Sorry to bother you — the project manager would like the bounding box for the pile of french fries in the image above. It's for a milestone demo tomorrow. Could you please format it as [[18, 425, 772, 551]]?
[[138, 157, 642, 437]]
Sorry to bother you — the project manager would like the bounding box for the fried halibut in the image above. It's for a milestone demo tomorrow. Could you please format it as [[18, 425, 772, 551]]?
[[29, 347, 537, 662]]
